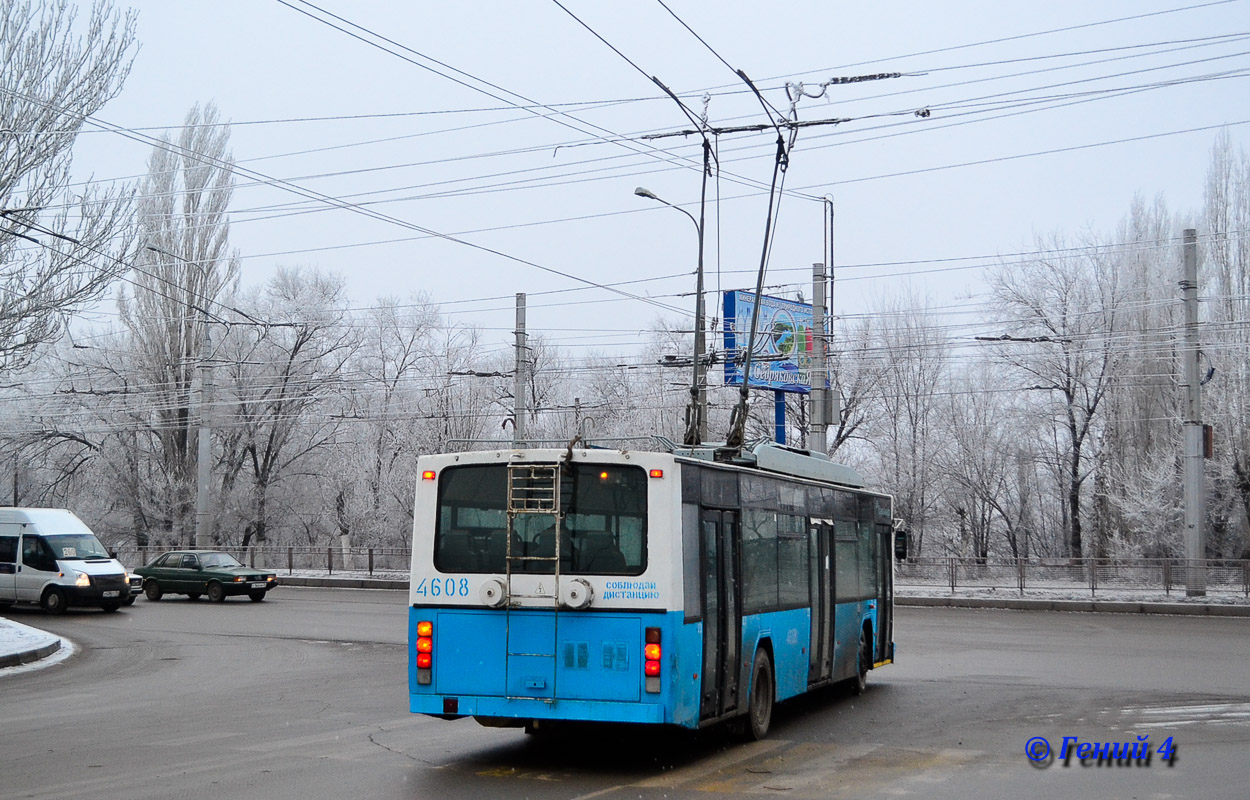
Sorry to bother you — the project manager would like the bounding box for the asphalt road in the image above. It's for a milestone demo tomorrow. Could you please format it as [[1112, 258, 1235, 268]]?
[[2, 588, 1248, 799]]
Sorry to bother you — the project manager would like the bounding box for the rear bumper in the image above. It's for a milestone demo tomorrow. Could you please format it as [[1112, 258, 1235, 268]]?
[[411, 693, 667, 725]]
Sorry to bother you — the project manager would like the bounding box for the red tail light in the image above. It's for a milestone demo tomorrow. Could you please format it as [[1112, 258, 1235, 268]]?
[[644, 627, 661, 692], [416, 620, 433, 685]]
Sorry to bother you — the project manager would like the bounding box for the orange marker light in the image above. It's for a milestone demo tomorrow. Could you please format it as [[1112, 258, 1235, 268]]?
[[649, 469, 664, 479], [416, 621, 433, 637], [416, 637, 433, 654], [600, 471, 609, 480], [644, 644, 662, 661], [421, 470, 436, 481]]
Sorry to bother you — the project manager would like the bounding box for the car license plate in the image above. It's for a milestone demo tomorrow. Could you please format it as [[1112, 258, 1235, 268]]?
[[251, 582, 266, 589], [103, 590, 119, 598]]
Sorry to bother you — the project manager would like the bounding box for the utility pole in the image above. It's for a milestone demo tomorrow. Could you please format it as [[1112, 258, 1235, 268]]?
[[1180, 228, 1206, 596], [513, 293, 528, 448], [195, 314, 214, 548], [811, 261, 828, 455]]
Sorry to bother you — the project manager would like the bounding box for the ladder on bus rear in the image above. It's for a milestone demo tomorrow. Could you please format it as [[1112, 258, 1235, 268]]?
[[503, 463, 567, 700]]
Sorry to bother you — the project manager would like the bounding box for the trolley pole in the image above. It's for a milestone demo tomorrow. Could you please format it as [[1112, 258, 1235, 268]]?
[[1180, 228, 1206, 596], [514, 292, 528, 448]]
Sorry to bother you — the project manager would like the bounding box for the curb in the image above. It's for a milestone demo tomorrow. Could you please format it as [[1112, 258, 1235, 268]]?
[[0, 637, 62, 669], [898, 595, 1250, 617]]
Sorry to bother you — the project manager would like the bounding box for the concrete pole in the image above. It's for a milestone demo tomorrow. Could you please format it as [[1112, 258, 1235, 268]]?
[[514, 293, 527, 448], [195, 316, 214, 548], [1181, 228, 1206, 595], [811, 261, 828, 455]]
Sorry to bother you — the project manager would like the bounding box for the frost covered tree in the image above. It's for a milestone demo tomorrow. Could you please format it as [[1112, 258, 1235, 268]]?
[[219, 268, 357, 555], [0, 0, 137, 370], [115, 102, 240, 546], [988, 235, 1127, 560]]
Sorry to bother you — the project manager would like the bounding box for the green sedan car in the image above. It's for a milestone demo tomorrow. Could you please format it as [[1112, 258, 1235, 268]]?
[[135, 550, 278, 603]]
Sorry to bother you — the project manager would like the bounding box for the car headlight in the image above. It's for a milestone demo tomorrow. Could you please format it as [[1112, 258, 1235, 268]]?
[[74, 571, 91, 588]]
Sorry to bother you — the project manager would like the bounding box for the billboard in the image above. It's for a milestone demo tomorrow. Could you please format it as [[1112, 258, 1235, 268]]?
[[722, 290, 828, 393]]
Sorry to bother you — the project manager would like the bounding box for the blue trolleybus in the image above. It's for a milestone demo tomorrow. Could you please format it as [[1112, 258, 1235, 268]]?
[[408, 441, 895, 738]]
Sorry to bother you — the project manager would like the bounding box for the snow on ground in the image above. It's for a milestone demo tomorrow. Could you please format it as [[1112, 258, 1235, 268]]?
[[0, 618, 75, 675]]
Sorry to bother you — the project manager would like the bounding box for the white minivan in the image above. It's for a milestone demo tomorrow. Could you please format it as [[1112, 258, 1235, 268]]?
[[0, 508, 131, 614]]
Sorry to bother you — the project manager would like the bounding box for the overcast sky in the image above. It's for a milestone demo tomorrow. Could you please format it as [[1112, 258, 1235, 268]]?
[[69, 0, 1250, 359]]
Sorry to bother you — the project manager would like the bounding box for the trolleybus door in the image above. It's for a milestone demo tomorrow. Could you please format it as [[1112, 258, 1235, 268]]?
[[876, 523, 893, 663], [700, 508, 741, 720], [808, 520, 834, 684]]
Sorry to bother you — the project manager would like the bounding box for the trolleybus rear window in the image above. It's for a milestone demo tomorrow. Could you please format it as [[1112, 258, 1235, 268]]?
[[434, 464, 648, 575]]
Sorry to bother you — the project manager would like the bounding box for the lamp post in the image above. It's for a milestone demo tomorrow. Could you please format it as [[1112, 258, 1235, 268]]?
[[635, 186, 707, 444]]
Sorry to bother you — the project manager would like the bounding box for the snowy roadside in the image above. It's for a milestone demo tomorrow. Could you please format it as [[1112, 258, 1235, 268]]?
[[897, 584, 1250, 605], [0, 618, 75, 675], [271, 568, 1250, 607]]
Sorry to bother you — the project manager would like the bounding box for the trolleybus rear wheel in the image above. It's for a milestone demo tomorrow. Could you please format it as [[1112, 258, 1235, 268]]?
[[746, 648, 774, 740], [853, 630, 870, 695]]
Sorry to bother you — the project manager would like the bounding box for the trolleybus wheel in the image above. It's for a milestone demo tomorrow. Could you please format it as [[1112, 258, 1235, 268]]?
[[746, 648, 774, 740], [853, 630, 870, 695]]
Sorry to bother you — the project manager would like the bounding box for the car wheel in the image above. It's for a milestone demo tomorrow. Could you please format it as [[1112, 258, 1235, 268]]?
[[187, 592, 201, 601], [123, 596, 136, 606], [853, 629, 871, 696], [207, 581, 225, 603], [41, 587, 68, 615], [144, 580, 163, 601], [101, 602, 120, 613], [745, 648, 774, 740], [248, 591, 266, 602]]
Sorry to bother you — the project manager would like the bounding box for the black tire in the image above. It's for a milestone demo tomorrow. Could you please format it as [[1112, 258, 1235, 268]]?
[[853, 629, 871, 696], [248, 591, 266, 602], [745, 648, 775, 740], [123, 596, 136, 606], [144, 580, 163, 601], [187, 592, 201, 601], [207, 581, 225, 603], [101, 602, 120, 613], [41, 587, 68, 615]]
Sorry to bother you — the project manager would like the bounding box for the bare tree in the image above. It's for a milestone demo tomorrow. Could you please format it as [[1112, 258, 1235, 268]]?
[[864, 290, 949, 557], [0, 0, 138, 370], [220, 268, 357, 554], [988, 235, 1126, 560], [1203, 130, 1250, 557]]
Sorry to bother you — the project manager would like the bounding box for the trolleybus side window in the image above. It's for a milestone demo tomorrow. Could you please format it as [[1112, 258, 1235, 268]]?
[[434, 463, 648, 575]]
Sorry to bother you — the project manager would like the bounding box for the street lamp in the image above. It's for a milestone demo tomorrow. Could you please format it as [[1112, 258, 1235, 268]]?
[[635, 186, 707, 444]]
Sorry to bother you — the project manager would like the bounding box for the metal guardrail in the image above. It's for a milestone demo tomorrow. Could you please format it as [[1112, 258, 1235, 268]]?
[[115, 546, 412, 576], [897, 558, 1250, 597]]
